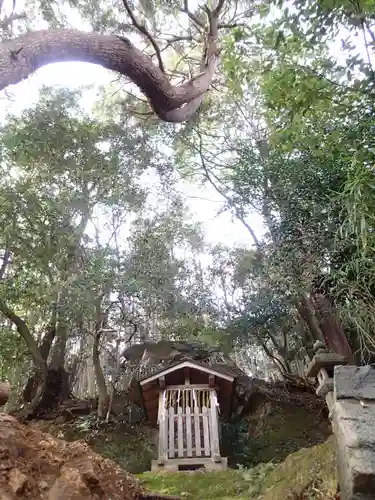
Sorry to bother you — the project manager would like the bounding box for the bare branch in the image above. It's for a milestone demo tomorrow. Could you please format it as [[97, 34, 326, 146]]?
[[122, 0, 165, 73], [0, 12, 26, 29], [194, 129, 261, 250], [180, 0, 205, 30], [161, 35, 194, 53], [218, 22, 246, 29], [215, 0, 226, 16]]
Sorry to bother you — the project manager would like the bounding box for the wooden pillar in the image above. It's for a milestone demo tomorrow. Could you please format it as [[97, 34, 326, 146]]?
[[209, 390, 221, 462], [157, 390, 168, 465]]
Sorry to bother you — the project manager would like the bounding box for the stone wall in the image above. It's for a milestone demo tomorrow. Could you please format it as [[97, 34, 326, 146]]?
[[331, 365, 375, 500]]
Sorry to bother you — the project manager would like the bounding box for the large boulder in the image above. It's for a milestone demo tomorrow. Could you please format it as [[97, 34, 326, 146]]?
[[121, 340, 222, 367]]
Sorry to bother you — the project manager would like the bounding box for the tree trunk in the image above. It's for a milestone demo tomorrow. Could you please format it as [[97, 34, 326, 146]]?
[[0, 381, 10, 406], [86, 333, 96, 397], [93, 329, 109, 419], [21, 367, 70, 418], [0, 300, 72, 417], [50, 323, 68, 370], [0, 28, 220, 122], [0, 300, 46, 370], [296, 293, 326, 343], [312, 293, 355, 364], [39, 308, 57, 362]]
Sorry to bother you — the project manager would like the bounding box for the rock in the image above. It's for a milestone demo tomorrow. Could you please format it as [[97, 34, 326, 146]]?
[[334, 365, 375, 401], [38, 480, 49, 490], [8, 468, 28, 494], [0, 412, 156, 499], [48, 467, 90, 500], [332, 399, 375, 499], [0, 493, 15, 500]]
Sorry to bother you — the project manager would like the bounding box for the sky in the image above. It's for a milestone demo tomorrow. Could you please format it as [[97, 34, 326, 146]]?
[[0, 0, 265, 250]]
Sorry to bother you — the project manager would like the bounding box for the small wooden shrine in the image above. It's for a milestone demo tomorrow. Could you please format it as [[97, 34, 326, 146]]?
[[139, 359, 235, 472]]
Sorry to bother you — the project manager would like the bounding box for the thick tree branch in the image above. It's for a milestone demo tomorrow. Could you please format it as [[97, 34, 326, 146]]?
[[0, 28, 222, 122], [122, 0, 165, 73], [0, 298, 46, 370]]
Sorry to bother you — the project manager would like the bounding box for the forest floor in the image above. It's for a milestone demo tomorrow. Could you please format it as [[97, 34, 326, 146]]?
[[139, 436, 338, 499], [0, 384, 338, 499]]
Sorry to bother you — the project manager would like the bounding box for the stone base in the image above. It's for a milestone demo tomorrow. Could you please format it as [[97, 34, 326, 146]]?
[[332, 367, 375, 500], [151, 457, 228, 472]]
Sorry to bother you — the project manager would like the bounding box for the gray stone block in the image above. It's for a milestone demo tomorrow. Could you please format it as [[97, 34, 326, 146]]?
[[332, 400, 375, 499], [334, 365, 375, 401], [305, 352, 347, 378]]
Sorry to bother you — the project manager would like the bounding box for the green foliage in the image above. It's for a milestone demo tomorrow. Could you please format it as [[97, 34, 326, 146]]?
[[0, 327, 27, 380], [220, 419, 253, 468], [2, 0, 375, 389]]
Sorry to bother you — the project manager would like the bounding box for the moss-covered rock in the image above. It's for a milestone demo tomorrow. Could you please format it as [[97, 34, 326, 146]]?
[[221, 389, 331, 468]]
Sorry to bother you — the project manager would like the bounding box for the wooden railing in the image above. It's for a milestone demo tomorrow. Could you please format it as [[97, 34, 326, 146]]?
[[158, 387, 221, 463]]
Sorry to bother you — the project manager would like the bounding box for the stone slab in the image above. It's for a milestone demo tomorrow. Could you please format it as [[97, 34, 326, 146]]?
[[151, 457, 228, 472], [332, 400, 375, 499], [334, 365, 375, 401], [305, 353, 347, 378]]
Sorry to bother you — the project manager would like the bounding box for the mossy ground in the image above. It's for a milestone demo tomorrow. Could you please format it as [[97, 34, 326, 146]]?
[[138, 436, 337, 500], [244, 402, 330, 466], [41, 416, 157, 473]]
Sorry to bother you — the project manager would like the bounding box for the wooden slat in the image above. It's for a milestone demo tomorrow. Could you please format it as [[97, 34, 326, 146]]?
[[209, 390, 221, 461], [194, 404, 201, 457], [202, 406, 210, 457], [168, 406, 175, 458], [164, 384, 218, 391], [186, 405, 193, 457], [177, 406, 184, 458]]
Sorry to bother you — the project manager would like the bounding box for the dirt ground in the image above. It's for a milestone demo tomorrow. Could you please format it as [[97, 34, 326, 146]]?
[[0, 413, 178, 500]]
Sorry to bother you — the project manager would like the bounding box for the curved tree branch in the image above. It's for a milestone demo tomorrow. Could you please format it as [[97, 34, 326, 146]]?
[[0, 8, 223, 123], [122, 0, 165, 73], [0, 298, 46, 370]]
